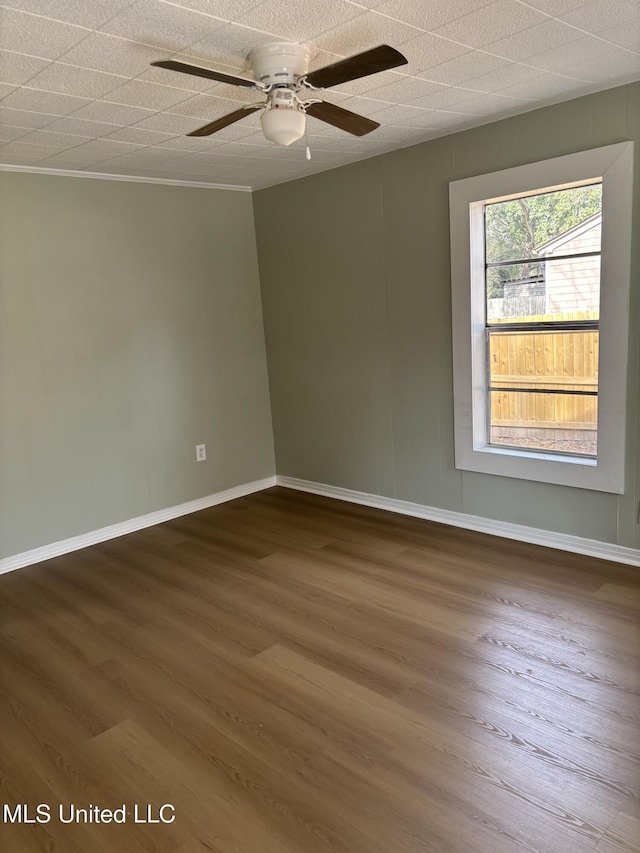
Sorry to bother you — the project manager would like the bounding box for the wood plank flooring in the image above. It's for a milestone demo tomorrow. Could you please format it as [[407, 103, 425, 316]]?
[[1, 486, 638, 853]]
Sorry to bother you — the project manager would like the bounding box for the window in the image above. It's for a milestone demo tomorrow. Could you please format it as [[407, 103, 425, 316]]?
[[449, 143, 633, 493]]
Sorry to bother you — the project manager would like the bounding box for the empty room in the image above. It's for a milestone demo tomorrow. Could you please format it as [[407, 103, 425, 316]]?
[[0, 1, 639, 851]]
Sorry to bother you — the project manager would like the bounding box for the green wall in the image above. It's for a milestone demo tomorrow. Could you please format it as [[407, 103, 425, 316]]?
[[254, 83, 640, 549], [0, 172, 275, 559], [2, 83, 638, 562]]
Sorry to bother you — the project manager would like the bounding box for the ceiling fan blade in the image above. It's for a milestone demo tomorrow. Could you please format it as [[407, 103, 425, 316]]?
[[304, 45, 407, 89], [306, 101, 380, 137], [187, 106, 262, 137], [151, 59, 261, 89]]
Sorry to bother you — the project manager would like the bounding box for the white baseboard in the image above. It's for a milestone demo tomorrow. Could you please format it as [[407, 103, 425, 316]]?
[[0, 476, 276, 575], [4, 473, 637, 574], [277, 476, 640, 567]]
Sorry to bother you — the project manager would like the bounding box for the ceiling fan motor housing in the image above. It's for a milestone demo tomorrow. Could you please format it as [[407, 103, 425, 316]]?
[[249, 42, 313, 87]]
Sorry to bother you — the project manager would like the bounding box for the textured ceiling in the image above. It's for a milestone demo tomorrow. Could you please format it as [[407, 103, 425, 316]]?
[[1, 0, 638, 189]]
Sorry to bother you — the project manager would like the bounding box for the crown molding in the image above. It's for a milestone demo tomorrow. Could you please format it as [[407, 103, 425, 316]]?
[[0, 163, 252, 191]]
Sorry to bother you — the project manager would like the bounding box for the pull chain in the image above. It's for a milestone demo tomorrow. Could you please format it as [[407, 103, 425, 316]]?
[[305, 127, 311, 161]]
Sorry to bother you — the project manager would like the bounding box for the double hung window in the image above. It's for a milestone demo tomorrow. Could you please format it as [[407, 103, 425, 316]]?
[[449, 143, 633, 493]]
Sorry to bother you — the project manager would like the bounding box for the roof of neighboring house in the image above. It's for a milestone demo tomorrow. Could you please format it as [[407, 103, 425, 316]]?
[[535, 212, 601, 255]]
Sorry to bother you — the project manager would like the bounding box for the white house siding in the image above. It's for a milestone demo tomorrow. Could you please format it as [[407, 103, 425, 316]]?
[[545, 220, 600, 314]]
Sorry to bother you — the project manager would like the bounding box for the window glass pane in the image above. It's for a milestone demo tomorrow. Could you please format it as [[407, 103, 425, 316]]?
[[485, 183, 602, 264], [490, 391, 597, 456], [487, 255, 600, 323]]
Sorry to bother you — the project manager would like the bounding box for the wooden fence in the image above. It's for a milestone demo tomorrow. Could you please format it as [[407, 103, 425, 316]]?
[[487, 293, 545, 321], [489, 311, 598, 431]]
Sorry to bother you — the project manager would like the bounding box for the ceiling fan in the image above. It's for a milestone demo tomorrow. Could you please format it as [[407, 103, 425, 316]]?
[[151, 42, 408, 147]]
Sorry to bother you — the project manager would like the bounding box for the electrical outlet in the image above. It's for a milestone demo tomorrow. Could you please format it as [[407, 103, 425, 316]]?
[[196, 444, 206, 462]]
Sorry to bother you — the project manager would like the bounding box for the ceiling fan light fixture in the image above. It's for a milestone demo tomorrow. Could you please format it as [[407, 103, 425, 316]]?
[[261, 106, 306, 146]]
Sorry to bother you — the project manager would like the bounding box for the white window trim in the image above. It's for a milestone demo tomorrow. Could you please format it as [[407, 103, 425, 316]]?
[[449, 142, 633, 494]]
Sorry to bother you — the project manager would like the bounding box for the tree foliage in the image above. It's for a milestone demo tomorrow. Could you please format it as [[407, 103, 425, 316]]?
[[485, 184, 602, 297]]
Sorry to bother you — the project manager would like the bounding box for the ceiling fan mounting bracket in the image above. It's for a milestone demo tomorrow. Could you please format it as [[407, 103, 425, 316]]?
[[297, 79, 320, 91]]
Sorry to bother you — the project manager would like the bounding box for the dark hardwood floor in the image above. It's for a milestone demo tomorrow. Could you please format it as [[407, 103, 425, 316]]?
[[1, 486, 638, 853]]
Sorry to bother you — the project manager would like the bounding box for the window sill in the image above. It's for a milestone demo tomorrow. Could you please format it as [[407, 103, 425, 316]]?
[[456, 443, 621, 493], [476, 444, 597, 466]]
